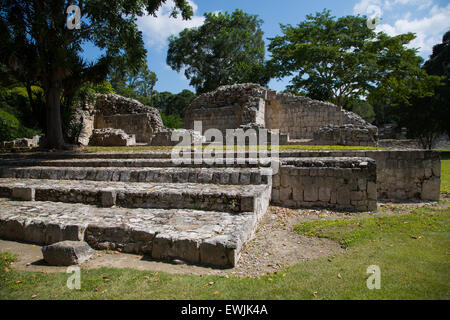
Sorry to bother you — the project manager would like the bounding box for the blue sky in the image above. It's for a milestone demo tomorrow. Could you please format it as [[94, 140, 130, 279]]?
[[84, 0, 450, 94]]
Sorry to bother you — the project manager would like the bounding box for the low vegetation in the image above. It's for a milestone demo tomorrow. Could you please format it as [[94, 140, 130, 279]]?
[[1, 203, 448, 300]]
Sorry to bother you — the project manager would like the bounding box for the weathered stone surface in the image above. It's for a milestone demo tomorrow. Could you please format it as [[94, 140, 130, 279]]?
[[89, 128, 136, 146], [150, 129, 206, 146], [0, 178, 270, 213], [42, 240, 93, 266], [0, 199, 262, 267], [313, 124, 378, 146], [68, 100, 95, 146], [66, 93, 164, 145], [421, 177, 440, 201], [11, 187, 35, 201], [0, 135, 41, 150], [271, 157, 377, 211], [95, 93, 161, 117], [0, 148, 442, 267], [184, 83, 377, 146]]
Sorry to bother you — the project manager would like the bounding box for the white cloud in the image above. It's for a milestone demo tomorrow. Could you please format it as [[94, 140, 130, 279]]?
[[353, 0, 450, 57], [377, 3, 450, 56], [354, 0, 383, 16], [137, 0, 205, 49]]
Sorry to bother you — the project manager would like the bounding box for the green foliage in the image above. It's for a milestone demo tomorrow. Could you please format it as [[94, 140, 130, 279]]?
[[392, 31, 450, 148], [161, 113, 183, 129], [0, 109, 40, 142], [268, 10, 440, 110], [0, 0, 193, 148], [167, 9, 270, 94], [0, 86, 43, 141], [154, 89, 196, 128], [440, 151, 450, 194], [345, 100, 376, 123], [294, 208, 445, 247], [109, 63, 158, 105], [154, 89, 196, 118]]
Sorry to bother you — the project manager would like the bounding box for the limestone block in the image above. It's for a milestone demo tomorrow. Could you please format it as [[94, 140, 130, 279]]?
[[337, 187, 350, 205], [42, 241, 94, 266], [432, 160, 441, 177], [101, 190, 116, 207], [12, 187, 35, 201], [89, 128, 135, 146], [318, 187, 331, 202], [421, 178, 440, 201], [280, 187, 292, 201], [367, 182, 377, 200], [304, 186, 319, 202]]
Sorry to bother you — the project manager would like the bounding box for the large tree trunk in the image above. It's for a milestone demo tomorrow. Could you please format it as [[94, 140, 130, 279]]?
[[45, 73, 65, 149]]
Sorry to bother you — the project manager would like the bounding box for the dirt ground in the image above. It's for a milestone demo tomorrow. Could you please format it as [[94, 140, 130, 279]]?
[[1, 199, 447, 278]]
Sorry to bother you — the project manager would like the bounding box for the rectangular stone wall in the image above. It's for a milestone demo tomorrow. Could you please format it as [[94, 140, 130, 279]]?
[[278, 150, 441, 201], [271, 158, 377, 211], [95, 113, 156, 143], [265, 98, 349, 140], [184, 105, 242, 134], [365, 150, 440, 201]]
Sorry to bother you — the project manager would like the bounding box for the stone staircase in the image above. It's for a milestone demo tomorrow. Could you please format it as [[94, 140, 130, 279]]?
[[0, 152, 272, 267]]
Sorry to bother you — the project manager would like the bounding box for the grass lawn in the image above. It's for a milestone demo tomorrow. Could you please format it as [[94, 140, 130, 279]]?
[[1, 204, 448, 300], [0, 153, 448, 300]]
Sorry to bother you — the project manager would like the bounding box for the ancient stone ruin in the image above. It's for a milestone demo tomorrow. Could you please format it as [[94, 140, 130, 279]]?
[[72, 93, 165, 146], [0, 83, 442, 268], [184, 83, 378, 146]]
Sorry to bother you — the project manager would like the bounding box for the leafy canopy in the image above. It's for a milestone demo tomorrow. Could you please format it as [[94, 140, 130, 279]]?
[[167, 9, 270, 94], [0, 0, 193, 148], [268, 10, 439, 107]]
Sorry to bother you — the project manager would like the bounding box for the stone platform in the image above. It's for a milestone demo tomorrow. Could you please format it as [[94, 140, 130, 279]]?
[[0, 149, 440, 267], [0, 199, 259, 267]]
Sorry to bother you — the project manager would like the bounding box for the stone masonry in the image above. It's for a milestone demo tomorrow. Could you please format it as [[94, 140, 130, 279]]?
[[70, 93, 164, 145], [0, 149, 441, 267], [184, 83, 378, 146]]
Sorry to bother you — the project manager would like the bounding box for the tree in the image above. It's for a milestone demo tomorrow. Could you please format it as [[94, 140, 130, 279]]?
[[167, 9, 270, 94], [267, 10, 438, 108], [153, 89, 196, 128], [109, 62, 158, 105], [395, 31, 449, 149], [0, 0, 192, 149]]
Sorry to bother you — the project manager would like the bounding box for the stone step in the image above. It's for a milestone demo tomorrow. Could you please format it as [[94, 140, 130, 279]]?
[[0, 198, 261, 267], [0, 166, 271, 185], [0, 158, 277, 168], [0, 151, 278, 160], [0, 179, 271, 214]]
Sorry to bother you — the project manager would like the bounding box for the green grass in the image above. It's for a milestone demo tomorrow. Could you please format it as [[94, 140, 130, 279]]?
[[441, 151, 450, 194], [84, 144, 384, 153], [1, 204, 448, 300]]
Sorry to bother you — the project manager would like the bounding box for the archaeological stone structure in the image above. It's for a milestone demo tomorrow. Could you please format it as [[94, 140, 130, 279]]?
[[184, 83, 378, 146], [0, 83, 442, 268], [0, 147, 441, 267], [71, 93, 164, 146]]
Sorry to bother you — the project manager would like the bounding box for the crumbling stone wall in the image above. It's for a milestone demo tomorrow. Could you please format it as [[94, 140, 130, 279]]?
[[265, 93, 377, 140], [95, 113, 161, 143], [184, 83, 377, 146], [89, 128, 136, 147], [313, 124, 378, 146], [184, 84, 270, 134], [69, 93, 164, 145], [94, 94, 164, 144]]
